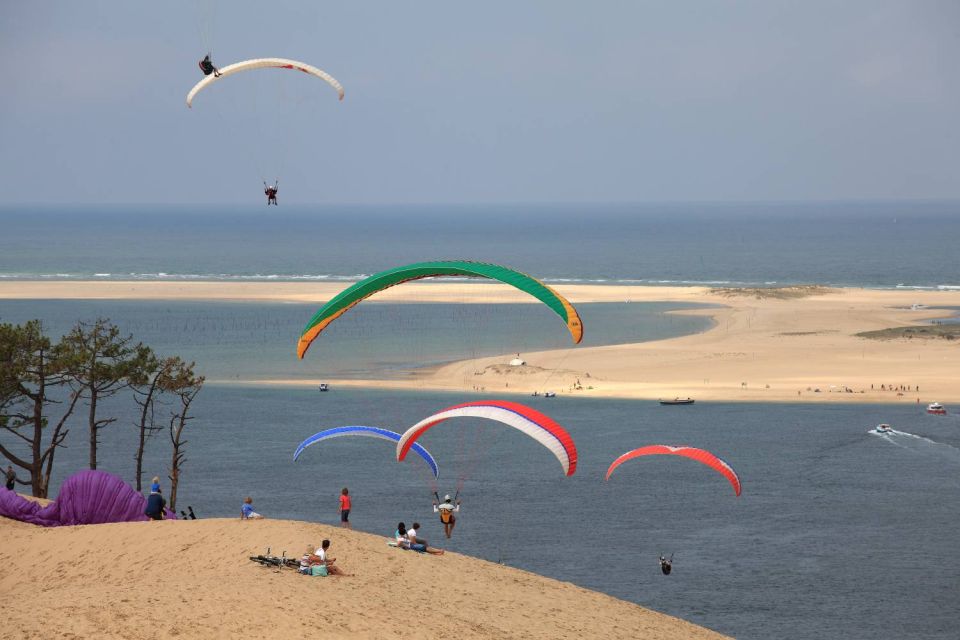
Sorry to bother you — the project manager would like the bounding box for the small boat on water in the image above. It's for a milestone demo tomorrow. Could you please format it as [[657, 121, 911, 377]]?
[[318, 383, 329, 392], [927, 402, 946, 415], [872, 424, 893, 434], [660, 398, 695, 405], [544, 391, 556, 398]]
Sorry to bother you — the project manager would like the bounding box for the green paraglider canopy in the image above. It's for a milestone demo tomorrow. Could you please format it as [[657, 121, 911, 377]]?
[[297, 260, 583, 358]]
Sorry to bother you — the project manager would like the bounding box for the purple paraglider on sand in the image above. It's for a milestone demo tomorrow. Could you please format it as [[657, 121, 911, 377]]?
[[0, 469, 176, 526]]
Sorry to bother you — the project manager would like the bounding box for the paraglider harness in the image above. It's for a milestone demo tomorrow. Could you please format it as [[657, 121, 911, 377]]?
[[264, 180, 279, 205], [659, 553, 673, 576], [434, 490, 458, 524], [199, 54, 221, 78]]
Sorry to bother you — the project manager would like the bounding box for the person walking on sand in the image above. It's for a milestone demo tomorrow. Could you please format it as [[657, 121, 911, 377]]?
[[339, 487, 352, 529], [433, 494, 461, 539], [241, 496, 264, 520], [5, 465, 16, 491]]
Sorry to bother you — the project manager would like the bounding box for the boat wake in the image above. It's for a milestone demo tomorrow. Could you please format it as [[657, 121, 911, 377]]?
[[869, 428, 960, 462]]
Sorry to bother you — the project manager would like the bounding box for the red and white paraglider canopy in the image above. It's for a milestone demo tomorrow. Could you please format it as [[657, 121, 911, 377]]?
[[605, 445, 741, 496], [397, 400, 578, 476]]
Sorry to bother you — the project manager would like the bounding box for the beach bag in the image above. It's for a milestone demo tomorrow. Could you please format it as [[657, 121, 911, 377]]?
[[311, 565, 328, 577]]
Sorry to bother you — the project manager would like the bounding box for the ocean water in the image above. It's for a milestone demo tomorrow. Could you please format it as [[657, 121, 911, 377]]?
[[0, 299, 713, 380], [20, 385, 960, 640], [2, 201, 960, 289]]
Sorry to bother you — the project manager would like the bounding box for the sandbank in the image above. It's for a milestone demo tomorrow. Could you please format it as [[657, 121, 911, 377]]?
[[3, 281, 960, 403], [0, 515, 728, 639]]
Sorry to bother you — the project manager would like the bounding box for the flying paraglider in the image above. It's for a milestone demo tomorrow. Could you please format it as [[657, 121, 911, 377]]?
[[296, 261, 584, 359], [198, 54, 221, 77], [186, 57, 345, 108], [264, 180, 278, 206], [604, 445, 741, 496], [396, 400, 578, 477], [294, 426, 439, 480]]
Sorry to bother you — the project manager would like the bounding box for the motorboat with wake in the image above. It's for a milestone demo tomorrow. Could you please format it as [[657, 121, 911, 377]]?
[[871, 424, 893, 434], [926, 402, 946, 415], [660, 398, 695, 405]]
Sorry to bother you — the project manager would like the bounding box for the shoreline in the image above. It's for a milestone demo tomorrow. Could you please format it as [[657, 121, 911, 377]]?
[[3, 280, 960, 404]]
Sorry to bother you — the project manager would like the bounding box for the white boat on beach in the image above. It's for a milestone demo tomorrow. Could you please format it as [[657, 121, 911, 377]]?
[[926, 402, 946, 415]]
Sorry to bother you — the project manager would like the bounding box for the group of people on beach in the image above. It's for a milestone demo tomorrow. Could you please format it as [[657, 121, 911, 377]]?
[[394, 522, 443, 555]]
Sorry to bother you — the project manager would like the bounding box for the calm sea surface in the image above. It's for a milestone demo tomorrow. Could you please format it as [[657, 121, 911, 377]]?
[[2, 202, 959, 289]]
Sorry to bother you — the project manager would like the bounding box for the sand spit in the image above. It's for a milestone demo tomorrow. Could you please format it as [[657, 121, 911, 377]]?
[[4, 281, 960, 403]]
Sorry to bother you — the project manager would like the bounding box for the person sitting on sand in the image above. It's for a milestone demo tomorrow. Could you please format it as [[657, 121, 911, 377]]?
[[314, 539, 348, 575], [407, 522, 429, 548], [395, 522, 412, 549], [144, 486, 166, 521], [300, 545, 321, 573], [433, 494, 461, 539], [404, 522, 444, 555], [241, 496, 264, 520]]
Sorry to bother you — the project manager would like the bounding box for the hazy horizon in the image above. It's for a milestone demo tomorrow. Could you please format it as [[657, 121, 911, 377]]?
[[2, 1, 958, 206]]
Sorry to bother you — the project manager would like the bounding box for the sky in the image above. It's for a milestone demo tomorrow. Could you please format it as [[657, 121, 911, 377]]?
[[1, 1, 958, 205]]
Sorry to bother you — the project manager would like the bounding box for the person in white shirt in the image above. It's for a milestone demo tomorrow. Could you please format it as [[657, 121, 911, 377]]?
[[397, 521, 443, 555], [314, 539, 347, 575], [433, 494, 461, 539]]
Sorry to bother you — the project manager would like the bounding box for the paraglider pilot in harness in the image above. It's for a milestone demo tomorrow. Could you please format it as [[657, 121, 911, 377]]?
[[659, 553, 673, 575], [433, 492, 461, 539], [199, 54, 221, 78], [264, 180, 278, 205]]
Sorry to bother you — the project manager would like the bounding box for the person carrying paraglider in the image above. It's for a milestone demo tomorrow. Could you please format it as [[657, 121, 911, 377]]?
[[198, 54, 221, 77], [433, 492, 461, 539], [264, 180, 278, 205]]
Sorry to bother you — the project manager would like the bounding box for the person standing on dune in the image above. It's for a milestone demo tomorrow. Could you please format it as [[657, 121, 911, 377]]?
[[339, 487, 352, 529]]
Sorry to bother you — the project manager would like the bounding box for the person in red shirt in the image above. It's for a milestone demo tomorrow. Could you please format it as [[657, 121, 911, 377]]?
[[338, 487, 352, 529]]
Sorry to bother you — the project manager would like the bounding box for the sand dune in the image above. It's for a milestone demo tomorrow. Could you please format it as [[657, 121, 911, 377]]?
[[0, 515, 727, 639]]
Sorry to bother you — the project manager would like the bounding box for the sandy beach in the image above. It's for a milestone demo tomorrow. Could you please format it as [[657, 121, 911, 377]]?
[[5, 280, 957, 404], [0, 514, 728, 640]]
